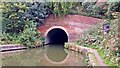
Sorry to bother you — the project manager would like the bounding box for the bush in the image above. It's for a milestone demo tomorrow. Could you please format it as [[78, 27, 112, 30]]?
[[2, 2, 50, 34], [20, 20, 43, 47], [1, 2, 49, 46], [23, 2, 50, 26], [2, 2, 30, 34]]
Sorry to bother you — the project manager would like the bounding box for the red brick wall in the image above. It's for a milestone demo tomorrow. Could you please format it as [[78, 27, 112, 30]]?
[[38, 14, 102, 42]]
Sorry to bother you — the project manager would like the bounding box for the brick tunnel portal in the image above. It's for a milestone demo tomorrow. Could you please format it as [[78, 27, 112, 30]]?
[[45, 28, 68, 45]]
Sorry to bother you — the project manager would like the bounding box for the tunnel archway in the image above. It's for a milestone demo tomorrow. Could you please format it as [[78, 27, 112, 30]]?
[[45, 26, 68, 45]]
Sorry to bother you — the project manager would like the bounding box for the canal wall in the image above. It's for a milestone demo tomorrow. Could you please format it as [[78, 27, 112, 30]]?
[[38, 14, 102, 42]]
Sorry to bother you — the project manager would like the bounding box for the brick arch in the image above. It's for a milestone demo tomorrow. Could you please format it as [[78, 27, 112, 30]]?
[[45, 26, 69, 44], [45, 26, 69, 37]]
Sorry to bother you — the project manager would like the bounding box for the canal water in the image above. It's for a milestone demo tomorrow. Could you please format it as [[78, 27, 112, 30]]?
[[2, 44, 87, 66]]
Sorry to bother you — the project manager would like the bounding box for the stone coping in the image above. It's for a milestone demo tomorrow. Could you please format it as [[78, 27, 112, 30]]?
[[66, 45, 107, 66], [0, 44, 44, 52], [0, 44, 27, 52]]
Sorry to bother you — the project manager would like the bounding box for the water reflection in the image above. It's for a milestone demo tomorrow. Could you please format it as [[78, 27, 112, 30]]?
[[45, 44, 68, 63], [2, 44, 87, 66]]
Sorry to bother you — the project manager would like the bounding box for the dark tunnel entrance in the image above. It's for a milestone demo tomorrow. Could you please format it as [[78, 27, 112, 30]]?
[[45, 28, 68, 45]]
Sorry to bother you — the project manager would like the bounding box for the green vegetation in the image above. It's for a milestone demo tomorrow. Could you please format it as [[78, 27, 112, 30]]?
[[0, 2, 120, 64], [1, 2, 49, 46], [0, 1, 120, 67], [2, 2, 29, 34], [20, 20, 44, 47], [75, 19, 120, 66], [48, 2, 82, 17], [48, 2, 120, 19]]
